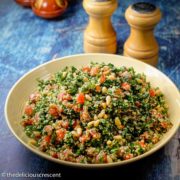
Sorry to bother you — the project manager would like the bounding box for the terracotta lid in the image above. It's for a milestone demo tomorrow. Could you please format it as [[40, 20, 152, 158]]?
[[32, 0, 68, 19]]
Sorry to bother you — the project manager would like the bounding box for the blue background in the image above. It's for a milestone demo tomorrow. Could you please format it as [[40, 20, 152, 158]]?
[[0, 0, 179, 179]]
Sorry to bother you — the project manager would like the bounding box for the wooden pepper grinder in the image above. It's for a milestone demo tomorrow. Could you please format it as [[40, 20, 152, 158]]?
[[83, 0, 118, 54], [124, 2, 162, 66]]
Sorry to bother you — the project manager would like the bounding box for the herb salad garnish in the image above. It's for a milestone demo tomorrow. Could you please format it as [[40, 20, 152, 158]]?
[[22, 62, 172, 163]]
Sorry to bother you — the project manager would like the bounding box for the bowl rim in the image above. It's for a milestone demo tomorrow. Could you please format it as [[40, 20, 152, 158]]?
[[4, 53, 180, 168]]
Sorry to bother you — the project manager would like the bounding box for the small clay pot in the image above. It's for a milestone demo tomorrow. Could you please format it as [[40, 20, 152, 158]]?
[[15, 0, 33, 7], [32, 0, 68, 19]]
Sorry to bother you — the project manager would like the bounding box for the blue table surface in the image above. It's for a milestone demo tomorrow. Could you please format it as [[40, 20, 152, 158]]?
[[0, 0, 179, 179]]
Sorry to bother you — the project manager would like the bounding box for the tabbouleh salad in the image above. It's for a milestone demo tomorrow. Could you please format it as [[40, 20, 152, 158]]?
[[22, 62, 172, 164]]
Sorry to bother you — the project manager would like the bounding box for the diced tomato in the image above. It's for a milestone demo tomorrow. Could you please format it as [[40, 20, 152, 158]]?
[[44, 125, 53, 136], [81, 110, 91, 121], [33, 131, 41, 139], [124, 153, 133, 160], [77, 93, 85, 104], [140, 132, 149, 140], [58, 93, 72, 101], [121, 82, 131, 91], [44, 135, 51, 143], [57, 93, 64, 101], [89, 129, 100, 139], [135, 101, 141, 107], [95, 85, 101, 92], [161, 121, 168, 128], [100, 74, 106, 84], [62, 121, 69, 129], [82, 66, 91, 73], [79, 135, 88, 143], [24, 105, 34, 116], [157, 113, 163, 118], [90, 67, 99, 76], [51, 152, 58, 158], [73, 105, 82, 112], [29, 93, 40, 103], [64, 94, 72, 101], [22, 119, 34, 127], [48, 105, 59, 117], [56, 129, 66, 141], [139, 140, 145, 148], [149, 89, 156, 97], [103, 154, 108, 163], [72, 120, 78, 129], [96, 152, 107, 163]]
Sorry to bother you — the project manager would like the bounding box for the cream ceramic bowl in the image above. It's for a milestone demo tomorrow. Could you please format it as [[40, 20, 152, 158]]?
[[5, 54, 180, 168]]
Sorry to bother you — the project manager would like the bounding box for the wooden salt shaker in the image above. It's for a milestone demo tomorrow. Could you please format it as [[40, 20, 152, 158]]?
[[124, 2, 162, 66], [83, 0, 118, 53]]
